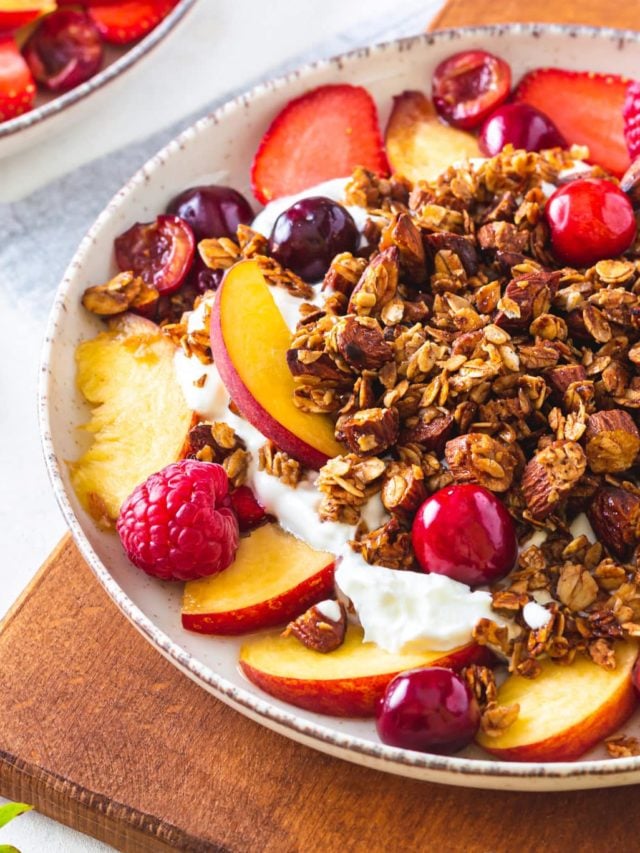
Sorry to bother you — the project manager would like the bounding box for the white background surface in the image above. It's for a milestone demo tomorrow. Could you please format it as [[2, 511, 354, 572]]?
[[0, 0, 442, 849]]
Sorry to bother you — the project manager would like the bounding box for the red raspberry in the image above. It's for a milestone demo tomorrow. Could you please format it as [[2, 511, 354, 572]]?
[[623, 81, 640, 160], [229, 485, 267, 532], [116, 460, 239, 581]]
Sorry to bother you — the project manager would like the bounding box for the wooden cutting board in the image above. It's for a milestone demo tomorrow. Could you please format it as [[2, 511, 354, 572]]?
[[4, 2, 640, 851], [4, 537, 640, 853]]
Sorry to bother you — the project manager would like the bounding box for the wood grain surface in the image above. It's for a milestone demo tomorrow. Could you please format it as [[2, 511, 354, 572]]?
[[3, 536, 640, 853], [429, 0, 640, 30], [3, 1, 640, 851]]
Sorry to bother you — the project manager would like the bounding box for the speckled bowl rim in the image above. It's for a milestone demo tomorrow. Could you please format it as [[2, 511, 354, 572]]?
[[0, 0, 196, 141], [39, 23, 640, 788]]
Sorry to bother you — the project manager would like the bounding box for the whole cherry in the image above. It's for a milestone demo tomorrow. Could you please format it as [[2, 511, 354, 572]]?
[[545, 178, 636, 267], [479, 103, 566, 156], [268, 196, 359, 281], [166, 185, 254, 241], [411, 484, 517, 587], [376, 667, 480, 753]]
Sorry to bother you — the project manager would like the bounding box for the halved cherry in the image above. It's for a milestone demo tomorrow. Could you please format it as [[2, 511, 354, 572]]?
[[22, 9, 103, 93], [432, 50, 511, 130], [114, 215, 196, 295]]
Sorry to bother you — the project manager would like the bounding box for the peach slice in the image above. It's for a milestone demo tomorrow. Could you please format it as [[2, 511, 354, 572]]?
[[239, 624, 489, 717], [385, 90, 481, 184], [210, 259, 344, 469], [182, 523, 334, 635], [477, 642, 639, 762], [70, 313, 193, 525]]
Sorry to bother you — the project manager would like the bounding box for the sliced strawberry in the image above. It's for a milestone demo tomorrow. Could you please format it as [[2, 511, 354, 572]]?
[[88, 0, 179, 44], [514, 68, 631, 177], [623, 80, 640, 161], [0, 36, 35, 121], [251, 84, 388, 205]]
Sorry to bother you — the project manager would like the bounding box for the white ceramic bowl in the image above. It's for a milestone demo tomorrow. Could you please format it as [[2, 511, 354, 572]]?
[[0, 0, 196, 160], [40, 23, 640, 791]]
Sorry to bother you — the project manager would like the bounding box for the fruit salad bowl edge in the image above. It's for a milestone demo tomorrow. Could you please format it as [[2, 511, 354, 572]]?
[[39, 23, 640, 791]]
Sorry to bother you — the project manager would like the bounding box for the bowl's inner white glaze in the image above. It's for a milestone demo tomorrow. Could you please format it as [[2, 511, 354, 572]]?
[[42, 25, 640, 789]]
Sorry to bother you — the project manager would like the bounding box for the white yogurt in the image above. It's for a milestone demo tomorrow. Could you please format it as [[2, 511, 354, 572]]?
[[315, 599, 342, 622], [523, 600, 552, 631], [270, 287, 323, 334], [335, 549, 499, 654]]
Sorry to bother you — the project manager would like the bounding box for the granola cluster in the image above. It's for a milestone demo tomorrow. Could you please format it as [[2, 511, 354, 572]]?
[[278, 147, 640, 670], [183, 421, 250, 487], [473, 530, 640, 679]]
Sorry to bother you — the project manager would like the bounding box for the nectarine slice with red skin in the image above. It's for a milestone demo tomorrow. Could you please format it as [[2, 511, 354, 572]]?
[[210, 259, 344, 469], [182, 524, 334, 635], [477, 641, 639, 762], [385, 90, 481, 185], [240, 625, 491, 717]]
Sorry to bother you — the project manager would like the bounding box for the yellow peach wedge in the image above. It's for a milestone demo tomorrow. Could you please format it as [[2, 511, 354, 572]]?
[[240, 624, 489, 717], [477, 641, 639, 761], [182, 523, 334, 635], [385, 90, 480, 184], [210, 258, 344, 469]]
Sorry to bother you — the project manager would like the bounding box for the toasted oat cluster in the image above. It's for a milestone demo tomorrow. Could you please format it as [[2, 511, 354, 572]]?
[[276, 147, 640, 674]]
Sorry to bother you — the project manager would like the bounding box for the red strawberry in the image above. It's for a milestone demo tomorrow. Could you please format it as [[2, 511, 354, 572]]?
[[88, 0, 179, 44], [251, 84, 388, 205], [514, 68, 631, 177], [623, 80, 640, 161], [0, 36, 35, 122]]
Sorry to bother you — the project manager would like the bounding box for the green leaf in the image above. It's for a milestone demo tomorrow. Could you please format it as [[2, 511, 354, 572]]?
[[0, 803, 32, 829]]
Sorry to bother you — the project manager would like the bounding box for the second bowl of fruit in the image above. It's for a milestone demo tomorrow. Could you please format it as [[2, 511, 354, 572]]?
[[0, 0, 193, 157], [49, 30, 640, 777]]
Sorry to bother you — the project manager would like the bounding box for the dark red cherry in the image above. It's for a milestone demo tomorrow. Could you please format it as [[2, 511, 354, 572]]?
[[187, 254, 224, 294], [268, 196, 359, 282], [545, 178, 636, 267], [166, 185, 254, 241], [412, 484, 517, 587], [479, 103, 566, 156], [22, 9, 103, 93], [432, 50, 511, 130], [376, 667, 480, 753]]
